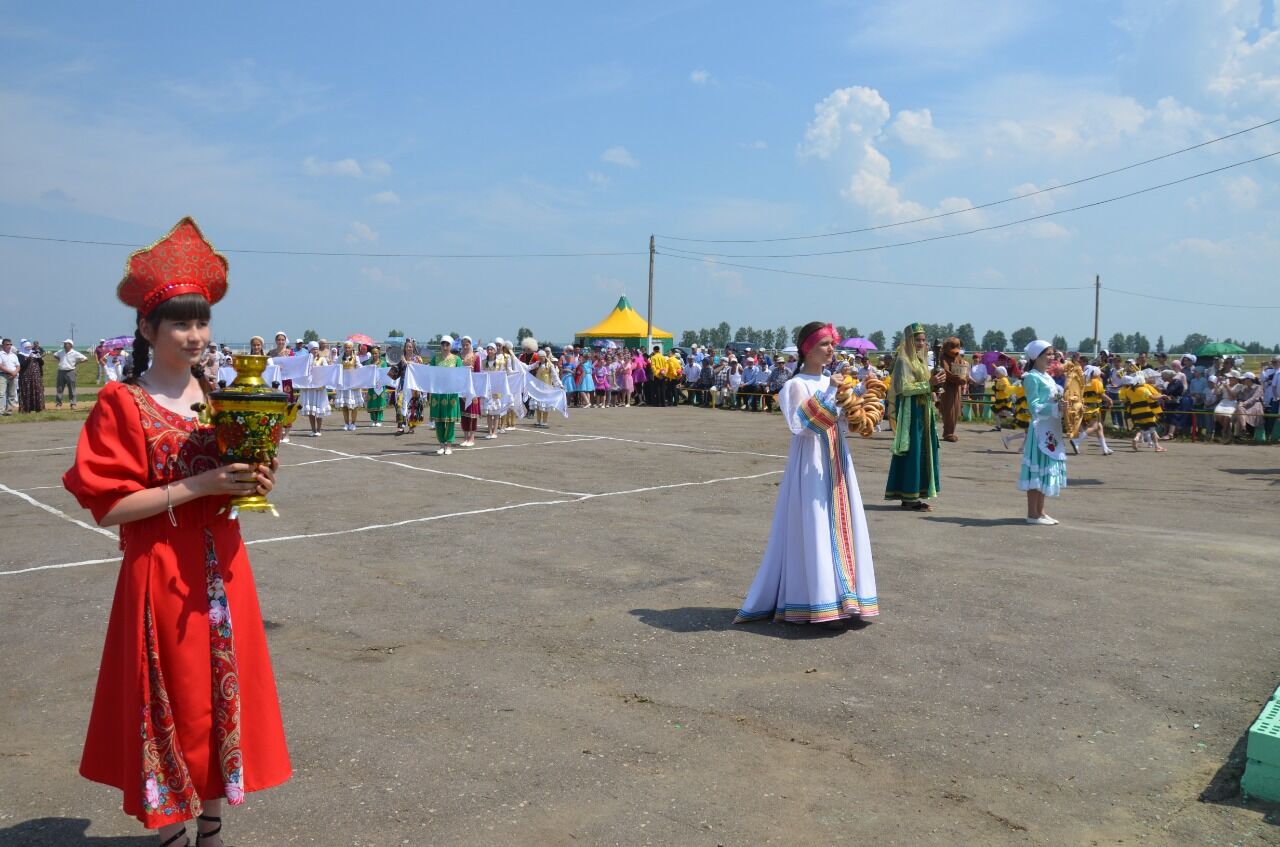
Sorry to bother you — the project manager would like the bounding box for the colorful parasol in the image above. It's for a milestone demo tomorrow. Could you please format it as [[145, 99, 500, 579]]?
[[347, 333, 376, 346], [840, 337, 877, 351]]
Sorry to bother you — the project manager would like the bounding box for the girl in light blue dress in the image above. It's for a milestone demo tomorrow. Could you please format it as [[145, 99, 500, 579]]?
[[560, 350, 577, 398], [578, 355, 595, 407], [1019, 339, 1068, 525]]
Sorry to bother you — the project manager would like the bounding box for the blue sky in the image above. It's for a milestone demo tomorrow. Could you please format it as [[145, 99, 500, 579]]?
[[2, 1, 1278, 348]]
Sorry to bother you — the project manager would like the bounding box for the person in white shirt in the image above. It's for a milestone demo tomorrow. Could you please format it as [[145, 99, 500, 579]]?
[[54, 339, 88, 408], [683, 357, 702, 405], [0, 338, 19, 414]]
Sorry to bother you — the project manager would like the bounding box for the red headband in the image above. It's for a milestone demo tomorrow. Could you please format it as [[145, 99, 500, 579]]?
[[799, 324, 841, 358]]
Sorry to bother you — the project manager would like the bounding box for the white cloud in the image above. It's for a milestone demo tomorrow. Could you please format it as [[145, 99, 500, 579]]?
[[1009, 181, 1059, 213], [1168, 236, 1231, 257], [304, 156, 364, 177], [690, 68, 712, 85], [1207, 20, 1280, 106], [303, 156, 392, 178], [799, 85, 889, 160], [702, 257, 747, 297], [740, 139, 768, 150], [0, 90, 315, 229], [889, 108, 957, 159], [367, 190, 401, 205], [983, 89, 1151, 154], [1024, 221, 1071, 240], [587, 170, 611, 190], [800, 85, 975, 225], [40, 187, 75, 204], [851, 0, 1045, 65], [1225, 175, 1259, 210], [359, 266, 405, 291], [346, 221, 378, 243], [600, 145, 639, 168]]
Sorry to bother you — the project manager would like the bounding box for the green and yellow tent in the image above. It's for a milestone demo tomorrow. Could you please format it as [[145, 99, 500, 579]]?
[[576, 295, 673, 352]]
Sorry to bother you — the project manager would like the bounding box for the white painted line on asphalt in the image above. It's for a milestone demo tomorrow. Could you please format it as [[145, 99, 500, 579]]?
[[577, 470, 784, 500], [0, 467, 786, 577], [366, 455, 588, 497], [278, 455, 365, 467], [283, 439, 588, 497], [542, 430, 787, 460], [0, 483, 118, 541], [449, 436, 604, 452], [0, 556, 120, 576], [242, 497, 576, 546], [14, 485, 64, 491], [0, 445, 76, 455]]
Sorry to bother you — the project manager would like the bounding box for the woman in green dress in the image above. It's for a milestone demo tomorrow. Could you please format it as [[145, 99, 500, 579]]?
[[884, 322, 946, 511], [428, 336, 462, 456], [364, 345, 388, 426]]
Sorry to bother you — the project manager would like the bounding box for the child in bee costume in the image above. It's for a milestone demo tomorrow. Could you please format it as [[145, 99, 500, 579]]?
[[1070, 365, 1114, 455], [1120, 373, 1165, 452], [991, 366, 1014, 431]]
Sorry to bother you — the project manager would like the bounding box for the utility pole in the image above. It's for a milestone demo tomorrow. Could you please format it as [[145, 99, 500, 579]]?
[[1093, 275, 1101, 357], [70, 322, 76, 344], [646, 235, 655, 352]]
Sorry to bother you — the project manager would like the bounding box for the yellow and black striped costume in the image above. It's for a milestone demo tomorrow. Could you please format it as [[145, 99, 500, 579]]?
[[1120, 383, 1161, 430], [1082, 377, 1104, 424], [1013, 383, 1030, 430], [992, 376, 1013, 418]]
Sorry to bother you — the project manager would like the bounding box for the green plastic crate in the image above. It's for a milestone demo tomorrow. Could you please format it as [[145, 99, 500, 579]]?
[[1247, 700, 1280, 766], [1272, 682, 1280, 703], [1242, 758, 1280, 803]]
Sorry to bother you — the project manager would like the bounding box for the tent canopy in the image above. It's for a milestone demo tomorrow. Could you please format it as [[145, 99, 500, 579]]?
[[576, 295, 672, 351]]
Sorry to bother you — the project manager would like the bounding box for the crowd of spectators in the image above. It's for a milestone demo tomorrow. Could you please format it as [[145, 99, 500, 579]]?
[[4, 334, 1278, 443]]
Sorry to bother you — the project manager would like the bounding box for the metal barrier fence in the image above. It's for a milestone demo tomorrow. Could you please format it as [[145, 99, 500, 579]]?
[[602, 386, 1280, 444]]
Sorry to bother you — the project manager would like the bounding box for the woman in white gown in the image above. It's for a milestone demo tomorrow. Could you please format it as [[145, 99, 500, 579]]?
[[734, 322, 879, 626]]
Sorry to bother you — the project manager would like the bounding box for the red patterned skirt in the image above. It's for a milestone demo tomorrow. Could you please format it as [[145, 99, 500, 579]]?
[[81, 508, 291, 827]]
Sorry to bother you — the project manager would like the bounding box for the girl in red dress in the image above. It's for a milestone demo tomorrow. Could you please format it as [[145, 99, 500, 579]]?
[[63, 218, 291, 847]]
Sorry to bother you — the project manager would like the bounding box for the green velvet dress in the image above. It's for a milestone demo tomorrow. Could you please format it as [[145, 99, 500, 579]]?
[[884, 367, 940, 503]]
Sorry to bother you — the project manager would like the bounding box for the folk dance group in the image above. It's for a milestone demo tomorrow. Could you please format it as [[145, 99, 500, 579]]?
[[61, 220, 1072, 845], [242, 334, 565, 454]]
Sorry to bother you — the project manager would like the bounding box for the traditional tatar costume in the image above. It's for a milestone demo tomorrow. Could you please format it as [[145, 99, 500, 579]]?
[[62, 218, 290, 829], [365, 350, 387, 426], [884, 323, 940, 506], [460, 338, 482, 443], [428, 339, 462, 452], [735, 325, 878, 625], [296, 344, 331, 420], [1018, 340, 1068, 497]]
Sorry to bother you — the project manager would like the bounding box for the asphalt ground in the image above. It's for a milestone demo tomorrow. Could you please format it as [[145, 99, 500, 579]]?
[[1, 406, 1278, 846]]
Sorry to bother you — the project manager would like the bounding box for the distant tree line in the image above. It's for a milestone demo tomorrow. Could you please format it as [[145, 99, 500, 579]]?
[[678, 322, 1279, 355]]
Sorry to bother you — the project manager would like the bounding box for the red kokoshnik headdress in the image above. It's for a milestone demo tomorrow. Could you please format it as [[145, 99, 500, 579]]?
[[117, 216, 228, 315]]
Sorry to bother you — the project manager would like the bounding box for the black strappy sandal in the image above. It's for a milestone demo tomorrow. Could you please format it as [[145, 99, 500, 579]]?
[[160, 830, 189, 847], [195, 814, 223, 846]]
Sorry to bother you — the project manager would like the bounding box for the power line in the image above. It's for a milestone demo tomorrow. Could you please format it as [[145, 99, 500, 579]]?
[[1107, 286, 1280, 310], [657, 149, 1280, 259], [657, 251, 1279, 310], [658, 116, 1280, 243], [0, 233, 646, 259], [656, 250, 1093, 291]]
